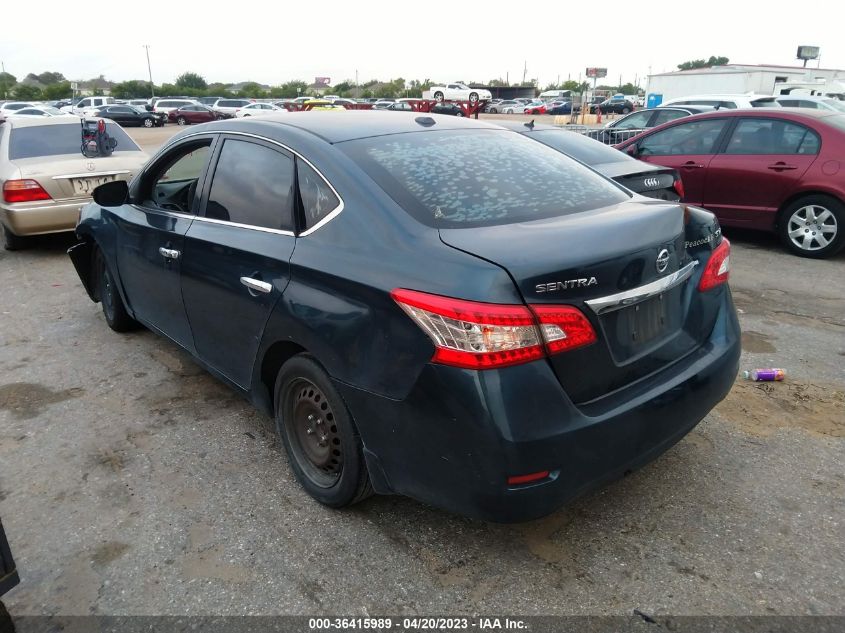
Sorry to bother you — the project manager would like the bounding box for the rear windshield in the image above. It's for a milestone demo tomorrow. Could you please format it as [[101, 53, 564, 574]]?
[[9, 123, 142, 160], [529, 129, 634, 166], [339, 130, 628, 228]]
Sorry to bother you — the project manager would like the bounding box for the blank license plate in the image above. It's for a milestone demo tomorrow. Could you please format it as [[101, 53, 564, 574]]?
[[621, 295, 668, 345], [72, 175, 116, 196]]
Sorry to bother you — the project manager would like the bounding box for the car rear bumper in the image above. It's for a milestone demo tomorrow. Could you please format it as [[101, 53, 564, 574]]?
[[338, 290, 740, 522], [0, 198, 86, 236]]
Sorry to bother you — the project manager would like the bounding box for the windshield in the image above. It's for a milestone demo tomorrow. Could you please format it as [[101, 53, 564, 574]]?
[[339, 130, 628, 228], [529, 129, 634, 166], [9, 122, 142, 159]]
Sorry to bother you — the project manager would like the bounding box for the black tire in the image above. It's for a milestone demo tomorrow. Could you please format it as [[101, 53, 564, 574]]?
[[176, 116, 187, 126], [490, 107, 498, 113], [275, 354, 373, 508], [2, 225, 27, 251], [433, 91, 444, 102], [455, 111, 464, 117], [622, 107, 631, 114], [95, 249, 138, 332], [469, 92, 479, 103], [777, 194, 845, 259], [142, 117, 154, 128]]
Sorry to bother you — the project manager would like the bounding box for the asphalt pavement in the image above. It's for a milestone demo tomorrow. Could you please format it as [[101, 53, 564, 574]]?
[[0, 123, 842, 618]]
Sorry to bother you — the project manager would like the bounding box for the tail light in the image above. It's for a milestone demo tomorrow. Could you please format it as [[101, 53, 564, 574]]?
[[391, 288, 596, 370], [3, 179, 51, 203], [673, 176, 685, 199], [698, 238, 730, 291]]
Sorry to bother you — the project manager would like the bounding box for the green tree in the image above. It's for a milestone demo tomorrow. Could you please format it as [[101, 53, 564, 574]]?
[[206, 83, 234, 97], [238, 82, 266, 98], [332, 81, 353, 97], [43, 81, 73, 100], [37, 71, 66, 85], [158, 83, 181, 97], [276, 80, 308, 98], [110, 80, 153, 98], [677, 56, 729, 71], [0, 71, 16, 98], [175, 71, 207, 91], [13, 84, 43, 100]]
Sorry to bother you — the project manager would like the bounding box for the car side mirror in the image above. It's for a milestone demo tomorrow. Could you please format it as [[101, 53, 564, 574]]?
[[626, 144, 640, 158], [93, 180, 128, 207]]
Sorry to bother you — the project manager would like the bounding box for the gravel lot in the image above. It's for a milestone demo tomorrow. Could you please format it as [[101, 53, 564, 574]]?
[[0, 122, 843, 618]]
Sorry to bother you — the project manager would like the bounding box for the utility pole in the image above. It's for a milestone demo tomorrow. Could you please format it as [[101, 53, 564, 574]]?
[[143, 45, 155, 99], [355, 69, 359, 99], [522, 61, 527, 85]]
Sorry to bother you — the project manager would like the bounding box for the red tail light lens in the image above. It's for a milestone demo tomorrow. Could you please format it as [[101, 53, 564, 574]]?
[[3, 179, 51, 203], [698, 238, 731, 291], [673, 176, 685, 199], [391, 289, 596, 370], [508, 471, 550, 486]]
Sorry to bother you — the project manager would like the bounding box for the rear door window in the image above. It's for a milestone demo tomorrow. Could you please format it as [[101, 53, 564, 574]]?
[[298, 160, 341, 231], [9, 123, 142, 159], [724, 118, 821, 155], [339, 130, 628, 228], [204, 139, 295, 231], [651, 109, 690, 126], [638, 119, 728, 156]]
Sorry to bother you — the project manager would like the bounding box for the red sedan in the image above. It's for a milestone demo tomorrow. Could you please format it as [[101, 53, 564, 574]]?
[[616, 109, 845, 258], [168, 105, 220, 126]]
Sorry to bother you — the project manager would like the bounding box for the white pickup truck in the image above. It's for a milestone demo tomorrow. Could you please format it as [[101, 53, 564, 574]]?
[[60, 96, 116, 116], [423, 83, 492, 103]]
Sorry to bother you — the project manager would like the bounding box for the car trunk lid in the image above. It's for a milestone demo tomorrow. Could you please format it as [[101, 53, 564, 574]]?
[[439, 199, 721, 404], [10, 153, 145, 201]]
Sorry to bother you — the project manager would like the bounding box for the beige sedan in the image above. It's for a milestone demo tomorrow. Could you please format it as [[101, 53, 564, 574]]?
[[0, 116, 149, 249]]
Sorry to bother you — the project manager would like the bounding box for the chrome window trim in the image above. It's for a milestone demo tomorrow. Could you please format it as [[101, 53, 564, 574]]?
[[53, 170, 131, 180], [585, 260, 699, 315], [153, 129, 343, 237], [192, 215, 295, 237]]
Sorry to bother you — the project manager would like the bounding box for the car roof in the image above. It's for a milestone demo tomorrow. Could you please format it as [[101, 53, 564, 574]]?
[[2, 116, 83, 129], [685, 107, 840, 120], [176, 110, 506, 144]]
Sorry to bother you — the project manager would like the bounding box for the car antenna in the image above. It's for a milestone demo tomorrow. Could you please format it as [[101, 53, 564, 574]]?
[[415, 116, 436, 127], [524, 119, 535, 130]]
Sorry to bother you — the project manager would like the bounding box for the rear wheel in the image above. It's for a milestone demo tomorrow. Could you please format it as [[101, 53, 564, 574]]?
[[490, 107, 498, 113], [455, 111, 464, 117], [275, 355, 373, 508], [2, 225, 27, 251], [622, 107, 631, 114], [142, 117, 154, 128], [778, 195, 845, 258], [95, 249, 138, 332], [176, 116, 187, 126], [469, 92, 479, 104], [433, 91, 444, 102]]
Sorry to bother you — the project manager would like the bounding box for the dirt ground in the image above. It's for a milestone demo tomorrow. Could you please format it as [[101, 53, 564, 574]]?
[[0, 122, 843, 619]]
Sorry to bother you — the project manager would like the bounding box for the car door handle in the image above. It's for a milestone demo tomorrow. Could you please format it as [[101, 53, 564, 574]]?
[[682, 161, 704, 169], [158, 247, 180, 260], [240, 276, 272, 294], [767, 162, 797, 171]]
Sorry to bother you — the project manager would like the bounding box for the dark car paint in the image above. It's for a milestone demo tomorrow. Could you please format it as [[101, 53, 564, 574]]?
[[93, 105, 165, 127], [615, 108, 845, 232], [494, 121, 681, 201], [70, 112, 740, 521]]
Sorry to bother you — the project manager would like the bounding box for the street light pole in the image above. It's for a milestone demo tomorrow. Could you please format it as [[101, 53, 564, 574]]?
[[143, 45, 155, 99]]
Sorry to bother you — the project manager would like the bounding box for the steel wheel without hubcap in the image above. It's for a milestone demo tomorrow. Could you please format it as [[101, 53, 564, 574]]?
[[787, 205, 838, 252], [289, 379, 343, 487], [275, 354, 373, 507]]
